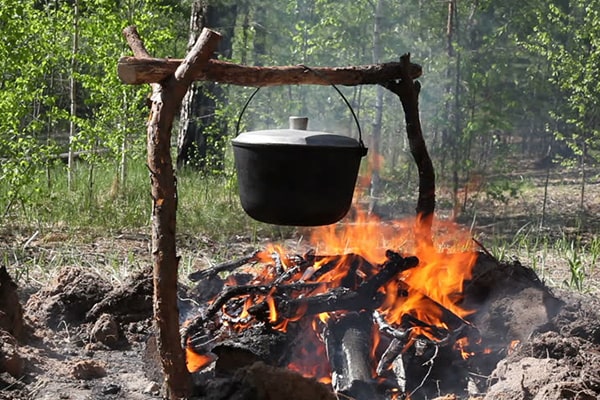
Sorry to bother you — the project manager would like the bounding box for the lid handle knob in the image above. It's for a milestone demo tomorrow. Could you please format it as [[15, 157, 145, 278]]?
[[289, 116, 308, 130]]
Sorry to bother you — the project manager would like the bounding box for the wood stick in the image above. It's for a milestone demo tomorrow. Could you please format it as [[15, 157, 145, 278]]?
[[272, 254, 419, 319], [188, 251, 259, 282], [325, 312, 378, 398], [118, 57, 423, 86], [122, 25, 221, 400], [376, 338, 406, 376], [381, 53, 435, 243]]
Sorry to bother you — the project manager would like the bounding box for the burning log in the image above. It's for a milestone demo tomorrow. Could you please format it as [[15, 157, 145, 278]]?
[[374, 311, 412, 380], [248, 253, 419, 320], [180, 237, 485, 400], [208, 281, 326, 322], [324, 312, 379, 399], [182, 281, 326, 350], [377, 337, 407, 389]]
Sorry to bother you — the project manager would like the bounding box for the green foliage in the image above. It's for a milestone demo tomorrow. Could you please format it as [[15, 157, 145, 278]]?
[[0, 158, 291, 244], [2, 0, 600, 264], [484, 176, 525, 204], [0, 0, 184, 214], [564, 240, 586, 291], [486, 226, 597, 293], [524, 0, 600, 163]]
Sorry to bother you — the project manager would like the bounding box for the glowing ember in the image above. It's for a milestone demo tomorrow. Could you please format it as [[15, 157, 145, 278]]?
[[455, 337, 475, 359], [186, 347, 215, 373]]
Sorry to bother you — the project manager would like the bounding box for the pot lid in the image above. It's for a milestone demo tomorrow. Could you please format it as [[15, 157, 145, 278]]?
[[232, 116, 362, 148]]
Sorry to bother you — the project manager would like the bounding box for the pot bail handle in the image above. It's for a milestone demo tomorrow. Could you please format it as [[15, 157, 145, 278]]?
[[298, 64, 365, 151], [234, 66, 366, 155], [235, 86, 261, 136]]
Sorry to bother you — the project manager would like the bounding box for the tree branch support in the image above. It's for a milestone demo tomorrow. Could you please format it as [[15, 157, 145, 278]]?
[[381, 53, 435, 242], [122, 25, 222, 400]]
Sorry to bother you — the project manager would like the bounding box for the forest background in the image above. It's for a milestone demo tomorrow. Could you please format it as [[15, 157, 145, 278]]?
[[1, 0, 599, 293]]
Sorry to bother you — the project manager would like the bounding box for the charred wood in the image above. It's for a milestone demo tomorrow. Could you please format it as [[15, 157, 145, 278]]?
[[325, 312, 379, 399], [188, 251, 259, 282], [211, 327, 291, 374], [401, 338, 470, 400], [182, 281, 327, 346], [256, 254, 419, 320], [374, 311, 412, 341], [209, 282, 325, 320], [359, 252, 418, 295], [192, 361, 337, 400], [302, 253, 371, 284], [377, 338, 406, 377]]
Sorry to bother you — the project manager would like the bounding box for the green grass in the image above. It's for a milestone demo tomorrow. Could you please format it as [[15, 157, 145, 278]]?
[[2, 158, 598, 295], [486, 223, 600, 293], [0, 158, 297, 285], [0, 158, 292, 240]]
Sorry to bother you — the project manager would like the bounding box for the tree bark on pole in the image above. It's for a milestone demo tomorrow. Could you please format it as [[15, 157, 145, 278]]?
[[117, 57, 422, 86], [381, 54, 435, 243], [122, 25, 222, 400]]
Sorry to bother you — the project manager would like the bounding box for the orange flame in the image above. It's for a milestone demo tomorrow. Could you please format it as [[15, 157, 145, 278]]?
[[267, 295, 278, 322], [454, 337, 475, 359], [310, 209, 477, 338], [186, 348, 214, 373]]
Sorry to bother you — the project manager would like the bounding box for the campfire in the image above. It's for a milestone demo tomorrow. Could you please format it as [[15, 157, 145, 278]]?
[[181, 210, 510, 399]]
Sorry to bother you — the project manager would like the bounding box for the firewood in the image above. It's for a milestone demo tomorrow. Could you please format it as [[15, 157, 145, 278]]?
[[324, 312, 379, 399], [188, 251, 260, 282], [260, 254, 419, 320], [377, 337, 406, 376]]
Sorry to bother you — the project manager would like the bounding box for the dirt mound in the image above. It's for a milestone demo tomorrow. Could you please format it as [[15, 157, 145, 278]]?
[[2, 265, 156, 400], [484, 290, 600, 400], [24, 266, 112, 330]]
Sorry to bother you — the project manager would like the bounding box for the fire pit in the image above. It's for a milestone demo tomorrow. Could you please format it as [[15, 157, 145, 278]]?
[[179, 212, 564, 399]]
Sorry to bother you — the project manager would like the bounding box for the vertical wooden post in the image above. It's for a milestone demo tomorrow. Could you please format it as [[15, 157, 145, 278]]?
[[381, 54, 435, 243], [122, 26, 221, 399]]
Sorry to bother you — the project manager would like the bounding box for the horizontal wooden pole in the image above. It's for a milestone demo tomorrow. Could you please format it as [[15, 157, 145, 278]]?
[[117, 57, 422, 86]]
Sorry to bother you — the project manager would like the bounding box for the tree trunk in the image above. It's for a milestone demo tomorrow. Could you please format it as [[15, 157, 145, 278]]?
[[177, 0, 205, 170], [579, 139, 586, 218], [67, 0, 79, 191], [176, 1, 236, 171], [253, 2, 268, 66], [369, 0, 384, 214]]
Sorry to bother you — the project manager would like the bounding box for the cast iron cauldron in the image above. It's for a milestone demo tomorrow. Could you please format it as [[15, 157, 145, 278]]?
[[232, 87, 367, 226]]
